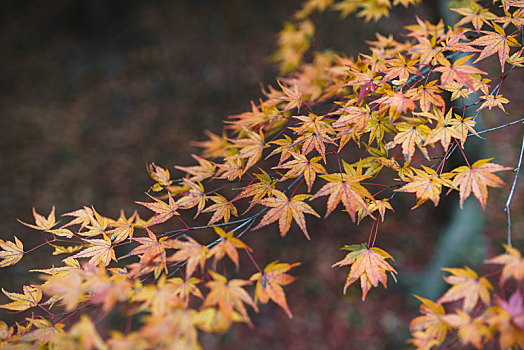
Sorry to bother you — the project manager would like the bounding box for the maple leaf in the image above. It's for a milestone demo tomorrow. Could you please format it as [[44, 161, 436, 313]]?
[[18, 207, 58, 231], [250, 261, 300, 318], [452, 158, 511, 209], [108, 210, 135, 243], [193, 130, 231, 159], [420, 108, 465, 150], [202, 194, 238, 225], [291, 113, 335, 162], [360, 198, 394, 223], [147, 163, 173, 192], [19, 318, 66, 346], [442, 310, 490, 349], [77, 208, 109, 237], [230, 128, 266, 171], [450, 114, 480, 147], [133, 276, 183, 316], [367, 110, 396, 145], [496, 289, 524, 330], [66, 315, 107, 350], [0, 285, 42, 311], [266, 134, 300, 165], [253, 189, 320, 240], [175, 180, 207, 218], [175, 154, 216, 182], [168, 236, 209, 279], [386, 121, 431, 162], [136, 193, 179, 227], [405, 80, 445, 113], [442, 82, 472, 102], [61, 206, 94, 228], [486, 244, 524, 283], [273, 152, 326, 192], [410, 295, 449, 350], [395, 166, 456, 208], [168, 277, 203, 307], [233, 169, 276, 212], [451, 1, 497, 31], [381, 53, 421, 82], [478, 93, 509, 112], [203, 270, 258, 320], [372, 91, 416, 114], [194, 307, 248, 333], [215, 155, 245, 181], [311, 160, 374, 221], [332, 244, 397, 300], [277, 79, 303, 112], [209, 226, 251, 269], [121, 228, 169, 274], [0, 236, 24, 268], [66, 234, 116, 267], [438, 267, 492, 312], [87, 270, 132, 313], [472, 22, 520, 72], [434, 54, 487, 89], [331, 105, 370, 133], [484, 303, 524, 349]]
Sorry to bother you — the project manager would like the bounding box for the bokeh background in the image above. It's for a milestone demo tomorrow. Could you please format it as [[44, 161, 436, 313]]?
[[1, 0, 524, 348]]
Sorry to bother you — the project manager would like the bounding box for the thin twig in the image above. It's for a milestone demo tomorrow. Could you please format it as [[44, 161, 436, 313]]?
[[469, 117, 524, 136], [504, 128, 524, 247]]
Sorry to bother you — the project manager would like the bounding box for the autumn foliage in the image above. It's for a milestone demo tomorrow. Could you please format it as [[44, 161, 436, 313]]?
[[1, 0, 524, 348]]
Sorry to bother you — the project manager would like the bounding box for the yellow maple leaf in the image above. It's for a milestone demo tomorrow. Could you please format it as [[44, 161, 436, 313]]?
[[0, 285, 42, 311]]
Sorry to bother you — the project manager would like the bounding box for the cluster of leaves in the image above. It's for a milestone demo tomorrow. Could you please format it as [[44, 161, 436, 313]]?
[[410, 245, 524, 349], [1, 0, 524, 348]]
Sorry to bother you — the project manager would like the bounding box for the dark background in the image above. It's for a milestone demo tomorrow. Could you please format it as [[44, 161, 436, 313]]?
[[1, 1, 523, 349]]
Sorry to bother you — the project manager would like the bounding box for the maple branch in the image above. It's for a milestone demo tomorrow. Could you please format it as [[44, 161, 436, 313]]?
[[469, 117, 524, 136], [504, 127, 524, 247]]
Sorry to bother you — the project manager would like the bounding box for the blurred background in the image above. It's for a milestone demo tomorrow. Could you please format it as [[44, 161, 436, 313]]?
[[1, 0, 524, 348]]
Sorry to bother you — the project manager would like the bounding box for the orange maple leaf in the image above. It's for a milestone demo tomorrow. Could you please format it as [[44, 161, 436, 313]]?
[[332, 244, 397, 300], [136, 193, 180, 227], [208, 226, 251, 269], [438, 267, 492, 312], [410, 295, 449, 350], [232, 169, 276, 212], [253, 189, 319, 240], [434, 54, 487, 89], [202, 270, 258, 320], [175, 154, 216, 182], [273, 152, 326, 192], [486, 244, 524, 283], [250, 261, 300, 318], [147, 163, 173, 192], [452, 158, 511, 209], [472, 22, 520, 72], [386, 121, 431, 162], [395, 166, 456, 208], [121, 228, 170, 274], [168, 237, 209, 279], [175, 180, 207, 218], [41, 268, 86, 311], [311, 160, 374, 221], [230, 128, 266, 171], [202, 194, 238, 225], [442, 310, 490, 349]]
